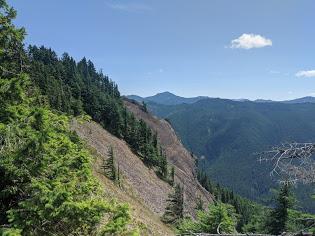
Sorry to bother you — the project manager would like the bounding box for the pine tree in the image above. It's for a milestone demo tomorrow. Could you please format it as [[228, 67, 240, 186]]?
[[117, 163, 121, 187], [267, 183, 293, 235], [102, 146, 117, 181], [159, 150, 168, 179], [170, 166, 175, 186], [162, 184, 184, 224], [0, 0, 26, 78]]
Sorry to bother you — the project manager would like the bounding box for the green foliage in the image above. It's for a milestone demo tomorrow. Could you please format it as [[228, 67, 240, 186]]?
[[266, 184, 293, 235], [102, 146, 117, 181], [0, 94, 133, 234], [161, 184, 184, 224], [286, 209, 315, 233], [0, 1, 135, 234], [27, 46, 171, 183], [169, 166, 175, 186], [99, 203, 130, 235], [0, 0, 26, 78], [197, 170, 260, 231], [177, 203, 238, 234], [242, 209, 270, 233]]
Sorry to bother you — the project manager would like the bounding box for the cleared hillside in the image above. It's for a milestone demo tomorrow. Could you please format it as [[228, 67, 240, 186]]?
[[71, 119, 175, 236], [124, 100, 214, 216]]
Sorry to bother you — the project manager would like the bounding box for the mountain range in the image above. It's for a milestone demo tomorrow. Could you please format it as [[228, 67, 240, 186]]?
[[127, 92, 315, 106], [128, 92, 315, 213]]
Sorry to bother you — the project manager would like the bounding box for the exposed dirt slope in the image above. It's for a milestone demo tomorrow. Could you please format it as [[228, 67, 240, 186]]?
[[124, 100, 214, 216], [71, 119, 175, 236]]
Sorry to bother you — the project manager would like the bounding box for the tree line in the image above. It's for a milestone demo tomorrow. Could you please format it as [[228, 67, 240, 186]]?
[[27, 45, 174, 183]]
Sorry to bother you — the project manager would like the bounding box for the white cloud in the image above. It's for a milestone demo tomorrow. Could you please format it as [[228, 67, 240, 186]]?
[[230, 33, 272, 49], [107, 3, 152, 12], [295, 70, 315, 78]]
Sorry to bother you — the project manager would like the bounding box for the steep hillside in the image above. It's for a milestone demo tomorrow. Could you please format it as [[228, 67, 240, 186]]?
[[123, 100, 214, 216], [144, 98, 315, 212], [71, 119, 175, 235]]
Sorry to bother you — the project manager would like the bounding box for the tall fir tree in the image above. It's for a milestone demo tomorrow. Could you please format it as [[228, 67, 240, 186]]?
[[102, 146, 117, 181], [267, 183, 293, 235], [170, 166, 175, 186], [159, 149, 168, 179], [162, 184, 184, 224]]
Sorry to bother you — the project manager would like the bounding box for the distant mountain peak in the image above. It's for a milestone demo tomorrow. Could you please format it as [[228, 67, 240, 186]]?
[[126, 92, 208, 105], [157, 91, 174, 95]]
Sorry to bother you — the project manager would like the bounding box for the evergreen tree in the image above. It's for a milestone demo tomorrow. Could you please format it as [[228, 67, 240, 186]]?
[[0, 0, 26, 78], [0, 2, 135, 233], [27, 44, 171, 183], [162, 184, 184, 224], [159, 150, 168, 179], [170, 166, 175, 186], [117, 163, 121, 187], [267, 183, 293, 235], [102, 146, 117, 181]]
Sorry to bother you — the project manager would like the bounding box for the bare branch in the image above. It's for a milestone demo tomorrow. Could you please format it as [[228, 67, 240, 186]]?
[[258, 142, 315, 184]]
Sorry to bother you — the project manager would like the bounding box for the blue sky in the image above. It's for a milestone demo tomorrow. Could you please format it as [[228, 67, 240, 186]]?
[[9, 0, 315, 100]]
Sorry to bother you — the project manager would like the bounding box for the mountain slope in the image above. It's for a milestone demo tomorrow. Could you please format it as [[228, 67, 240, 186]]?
[[145, 98, 315, 212], [71, 119, 175, 235], [127, 92, 208, 105], [124, 100, 214, 216]]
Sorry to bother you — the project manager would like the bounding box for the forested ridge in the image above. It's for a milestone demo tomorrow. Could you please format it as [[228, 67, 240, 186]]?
[[27, 45, 172, 182], [1, 0, 314, 235]]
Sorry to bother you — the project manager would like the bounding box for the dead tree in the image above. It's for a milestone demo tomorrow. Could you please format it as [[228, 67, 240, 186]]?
[[259, 142, 315, 184]]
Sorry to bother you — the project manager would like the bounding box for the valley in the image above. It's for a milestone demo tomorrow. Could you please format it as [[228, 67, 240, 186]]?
[[129, 93, 315, 213]]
